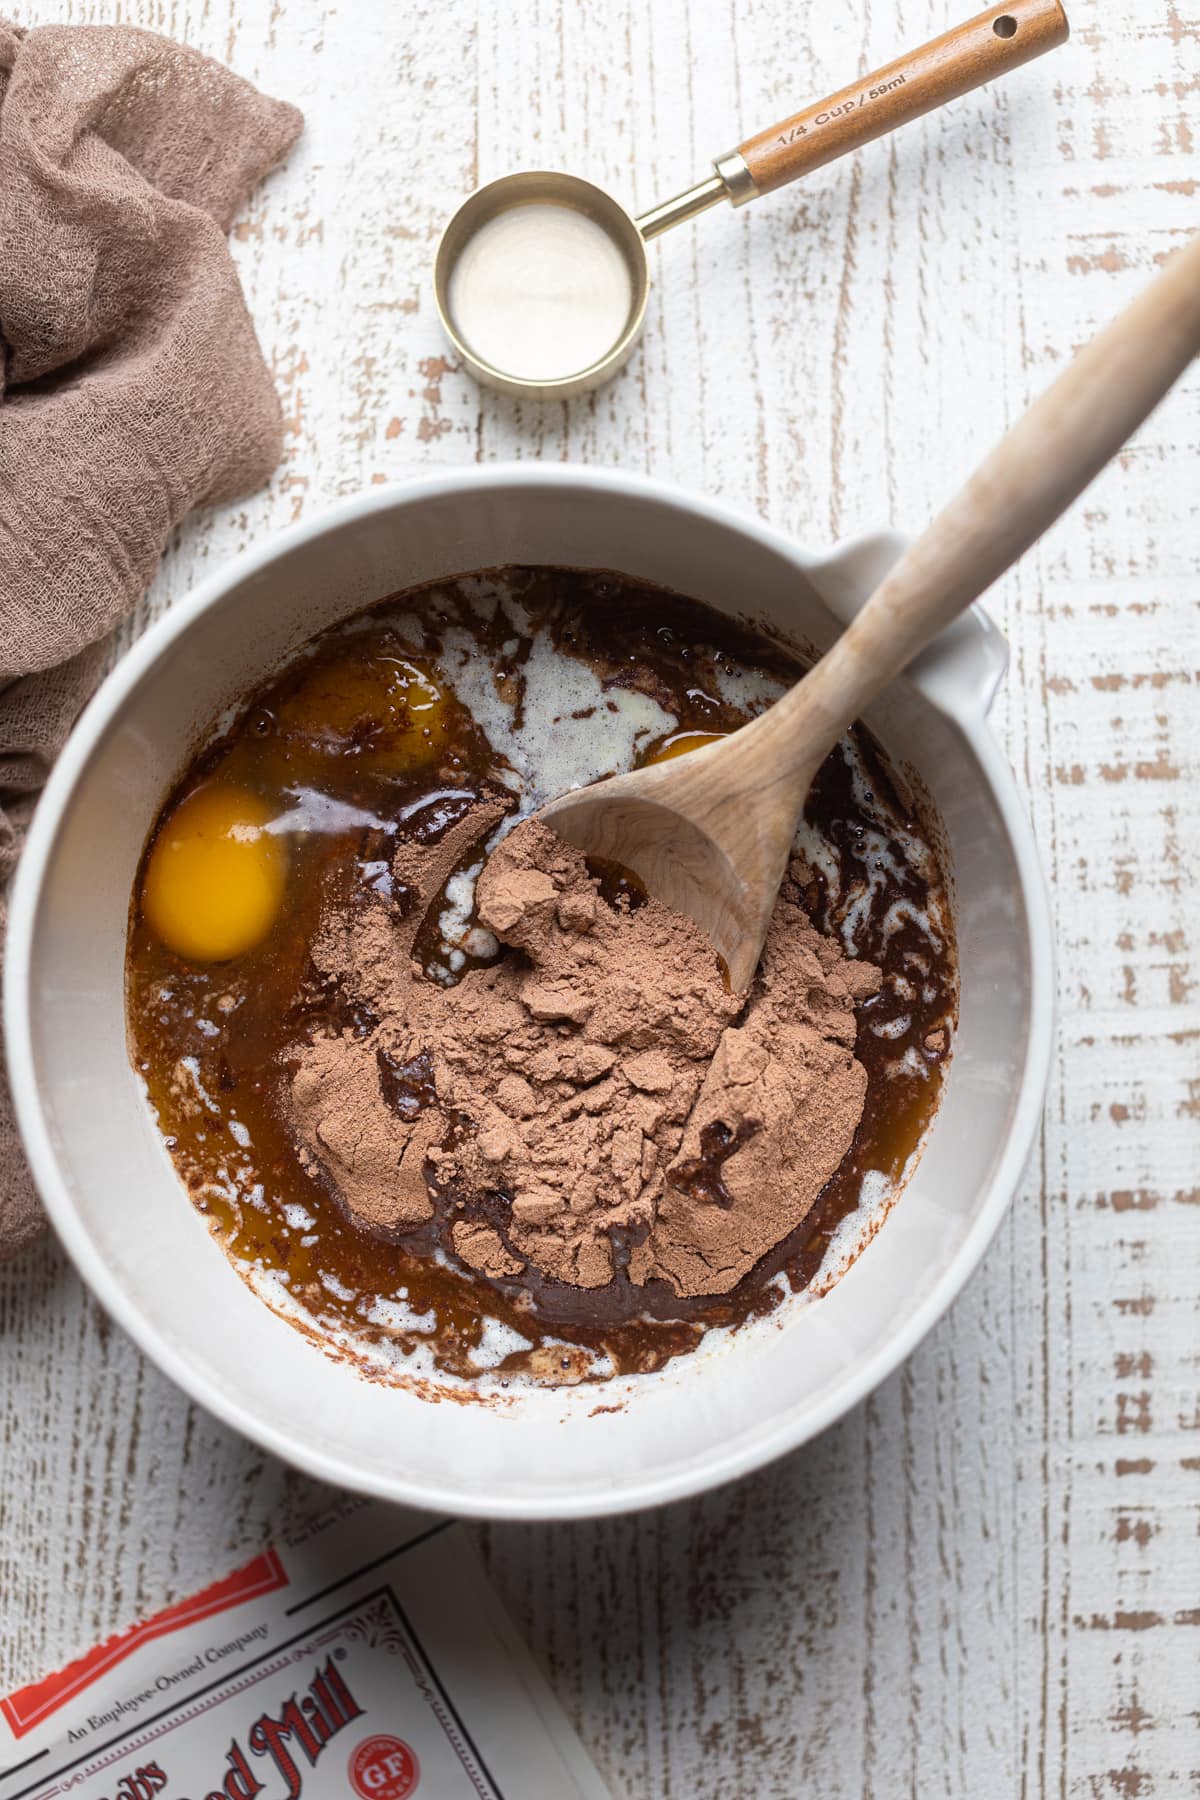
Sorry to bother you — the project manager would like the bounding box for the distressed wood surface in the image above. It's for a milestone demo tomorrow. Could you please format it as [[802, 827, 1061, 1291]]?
[[2, 0, 1198, 1794]]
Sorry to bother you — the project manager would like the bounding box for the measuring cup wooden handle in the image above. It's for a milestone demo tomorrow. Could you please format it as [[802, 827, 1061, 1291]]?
[[735, 0, 1068, 197]]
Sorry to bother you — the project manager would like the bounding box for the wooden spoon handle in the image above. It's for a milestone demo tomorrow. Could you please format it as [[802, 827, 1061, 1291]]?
[[778, 230, 1200, 761], [735, 0, 1068, 198]]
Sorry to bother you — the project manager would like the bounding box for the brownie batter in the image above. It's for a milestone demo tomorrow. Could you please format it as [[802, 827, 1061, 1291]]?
[[126, 566, 957, 1388], [291, 814, 880, 1301]]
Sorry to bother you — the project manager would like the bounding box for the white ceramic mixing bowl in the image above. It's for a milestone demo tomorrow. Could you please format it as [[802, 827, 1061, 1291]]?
[[4, 466, 1052, 1519]]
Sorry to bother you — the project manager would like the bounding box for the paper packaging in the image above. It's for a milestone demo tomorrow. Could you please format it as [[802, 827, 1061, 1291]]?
[[0, 1500, 610, 1800]]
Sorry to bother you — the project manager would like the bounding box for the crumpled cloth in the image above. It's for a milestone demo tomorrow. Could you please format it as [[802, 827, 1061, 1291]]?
[[0, 18, 302, 1259]]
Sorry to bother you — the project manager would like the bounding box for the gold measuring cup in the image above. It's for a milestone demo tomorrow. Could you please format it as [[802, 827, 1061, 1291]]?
[[435, 0, 1068, 399]]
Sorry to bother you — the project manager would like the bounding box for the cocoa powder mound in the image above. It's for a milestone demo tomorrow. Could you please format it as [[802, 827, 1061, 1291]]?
[[287, 803, 880, 1300]]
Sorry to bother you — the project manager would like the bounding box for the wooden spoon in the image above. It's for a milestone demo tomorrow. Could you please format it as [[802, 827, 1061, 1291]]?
[[540, 232, 1200, 990]]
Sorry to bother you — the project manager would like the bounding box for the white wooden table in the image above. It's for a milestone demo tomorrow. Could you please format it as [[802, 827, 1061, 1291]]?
[[3, 1, 1198, 1792]]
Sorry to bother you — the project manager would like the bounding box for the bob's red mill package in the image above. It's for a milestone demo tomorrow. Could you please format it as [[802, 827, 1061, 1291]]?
[[0, 1500, 610, 1800]]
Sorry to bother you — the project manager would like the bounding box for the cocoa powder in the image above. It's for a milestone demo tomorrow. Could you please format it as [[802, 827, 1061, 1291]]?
[[288, 800, 880, 1300]]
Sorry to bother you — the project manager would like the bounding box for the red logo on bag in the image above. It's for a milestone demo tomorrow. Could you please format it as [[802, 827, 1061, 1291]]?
[[349, 1735, 420, 1800]]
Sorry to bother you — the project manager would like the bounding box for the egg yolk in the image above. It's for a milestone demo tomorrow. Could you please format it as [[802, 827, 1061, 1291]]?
[[275, 654, 451, 771], [644, 730, 729, 765], [141, 785, 288, 963]]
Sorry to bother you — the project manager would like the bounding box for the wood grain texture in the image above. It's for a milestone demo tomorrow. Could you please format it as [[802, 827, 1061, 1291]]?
[[737, 0, 1069, 196], [2, 1, 1197, 1795]]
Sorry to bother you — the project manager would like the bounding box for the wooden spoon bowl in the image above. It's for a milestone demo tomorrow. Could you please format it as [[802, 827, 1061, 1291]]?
[[542, 232, 1200, 989]]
